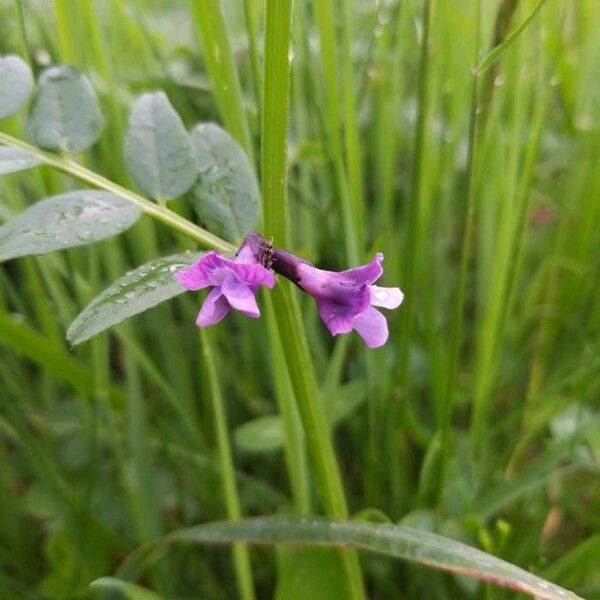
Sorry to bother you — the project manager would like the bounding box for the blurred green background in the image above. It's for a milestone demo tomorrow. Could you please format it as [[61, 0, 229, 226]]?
[[0, 0, 599, 598]]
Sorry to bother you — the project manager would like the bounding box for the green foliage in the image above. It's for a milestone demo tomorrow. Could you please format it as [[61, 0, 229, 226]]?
[[0, 191, 141, 261], [0, 146, 40, 175], [27, 66, 103, 153], [234, 381, 365, 454], [190, 123, 259, 242], [1, 0, 599, 599], [235, 415, 284, 454], [90, 577, 163, 600], [0, 54, 33, 119], [124, 91, 199, 201], [67, 252, 203, 345], [275, 548, 348, 600], [165, 517, 582, 600]]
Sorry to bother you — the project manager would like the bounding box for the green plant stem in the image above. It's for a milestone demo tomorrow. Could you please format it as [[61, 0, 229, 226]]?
[[311, 0, 360, 264], [438, 0, 482, 496], [394, 0, 434, 508], [264, 297, 311, 514], [242, 0, 262, 108], [339, 0, 365, 247], [190, 0, 254, 161], [476, 0, 549, 74], [54, 0, 78, 64], [262, 0, 292, 247], [261, 2, 365, 598], [0, 132, 232, 253], [13, 0, 33, 68], [200, 329, 255, 600]]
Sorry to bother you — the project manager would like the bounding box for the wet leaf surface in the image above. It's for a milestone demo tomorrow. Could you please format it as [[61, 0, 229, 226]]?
[[27, 66, 103, 153], [125, 92, 198, 201], [67, 252, 203, 345], [0, 54, 33, 119], [0, 190, 141, 262], [190, 123, 259, 242]]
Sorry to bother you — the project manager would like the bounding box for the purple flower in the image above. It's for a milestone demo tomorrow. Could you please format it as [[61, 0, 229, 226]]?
[[175, 240, 275, 326], [273, 250, 403, 348]]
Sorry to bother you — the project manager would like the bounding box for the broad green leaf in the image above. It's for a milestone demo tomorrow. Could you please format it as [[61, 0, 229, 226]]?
[[0, 55, 34, 119], [0, 146, 41, 176], [90, 577, 163, 600], [165, 517, 582, 600], [27, 66, 103, 153], [0, 190, 141, 262], [235, 382, 365, 454], [67, 252, 202, 345], [124, 92, 198, 201], [190, 123, 259, 242], [275, 548, 348, 600]]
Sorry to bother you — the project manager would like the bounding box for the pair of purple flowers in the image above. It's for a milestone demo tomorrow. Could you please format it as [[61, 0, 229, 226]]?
[[175, 234, 404, 348]]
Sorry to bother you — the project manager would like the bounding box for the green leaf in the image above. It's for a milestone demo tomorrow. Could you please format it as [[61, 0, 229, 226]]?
[[190, 123, 259, 242], [235, 415, 284, 454], [124, 92, 198, 201], [326, 380, 366, 425], [0, 55, 34, 119], [67, 252, 202, 345], [90, 577, 163, 600], [234, 382, 365, 454], [165, 517, 582, 600], [275, 548, 348, 600], [0, 190, 141, 262], [0, 146, 41, 176], [27, 66, 103, 153]]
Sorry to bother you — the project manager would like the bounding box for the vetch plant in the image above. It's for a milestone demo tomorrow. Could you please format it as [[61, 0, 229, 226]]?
[[0, 12, 584, 596]]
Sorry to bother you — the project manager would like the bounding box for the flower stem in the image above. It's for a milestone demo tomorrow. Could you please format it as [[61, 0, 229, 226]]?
[[262, 2, 366, 598], [189, 0, 254, 162], [200, 329, 256, 600]]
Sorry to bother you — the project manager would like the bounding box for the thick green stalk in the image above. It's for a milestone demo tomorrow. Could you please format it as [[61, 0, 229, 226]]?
[[262, 2, 365, 598], [190, 0, 254, 160], [262, 0, 292, 247], [264, 298, 311, 514], [200, 329, 255, 600]]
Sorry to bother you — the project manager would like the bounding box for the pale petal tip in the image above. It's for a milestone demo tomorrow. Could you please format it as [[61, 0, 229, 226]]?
[[370, 286, 404, 309]]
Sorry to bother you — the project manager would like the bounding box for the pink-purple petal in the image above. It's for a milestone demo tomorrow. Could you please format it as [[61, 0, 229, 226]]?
[[235, 244, 257, 264], [229, 262, 276, 289], [317, 302, 354, 335], [369, 285, 404, 309], [196, 288, 231, 326], [221, 274, 261, 318], [352, 307, 389, 348], [175, 251, 232, 290], [340, 253, 384, 286]]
